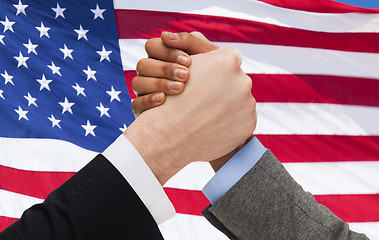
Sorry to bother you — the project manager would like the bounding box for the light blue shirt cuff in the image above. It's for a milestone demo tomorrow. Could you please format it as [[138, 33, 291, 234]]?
[[202, 137, 266, 205]]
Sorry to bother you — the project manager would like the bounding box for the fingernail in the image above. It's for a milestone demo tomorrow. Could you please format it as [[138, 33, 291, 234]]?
[[152, 92, 164, 102], [174, 69, 188, 80], [165, 32, 178, 40], [177, 55, 189, 65], [168, 81, 183, 90]]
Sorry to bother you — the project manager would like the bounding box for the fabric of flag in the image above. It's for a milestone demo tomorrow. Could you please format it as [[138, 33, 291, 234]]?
[[1, 0, 379, 239], [0, 0, 135, 233]]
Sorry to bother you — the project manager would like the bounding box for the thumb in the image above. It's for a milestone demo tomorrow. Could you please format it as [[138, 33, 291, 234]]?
[[161, 31, 219, 55], [190, 31, 209, 41]]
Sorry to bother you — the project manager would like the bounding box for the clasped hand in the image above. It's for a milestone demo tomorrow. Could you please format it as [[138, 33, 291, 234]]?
[[124, 32, 257, 185]]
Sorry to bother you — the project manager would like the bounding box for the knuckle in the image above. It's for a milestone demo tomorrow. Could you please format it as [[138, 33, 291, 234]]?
[[241, 74, 253, 93], [164, 48, 175, 62], [131, 99, 140, 116], [235, 74, 252, 95], [190, 31, 203, 38], [131, 76, 140, 90], [250, 96, 257, 107], [144, 40, 152, 52], [246, 75, 253, 90], [141, 95, 148, 106], [220, 46, 242, 69], [140, 97, 149, 112], [178, 32, 194, 51], [162, 62, 172, 75], [245, 79, 253, 93], [145, 38, 160, 55], [239, 96, 257, 134], [136, 58, 149, 73], [154, 78, 164, 90]]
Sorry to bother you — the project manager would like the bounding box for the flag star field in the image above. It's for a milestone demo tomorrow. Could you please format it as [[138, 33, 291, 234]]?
[[0, 0, 134, 152]]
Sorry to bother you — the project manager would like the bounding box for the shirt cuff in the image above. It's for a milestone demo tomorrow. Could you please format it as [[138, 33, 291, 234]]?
[[202, 137, 267, 205], [103, 134, 175, 224]]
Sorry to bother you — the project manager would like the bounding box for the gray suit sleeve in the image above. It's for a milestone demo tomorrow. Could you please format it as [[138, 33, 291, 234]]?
[[202, 150, 369, 240]]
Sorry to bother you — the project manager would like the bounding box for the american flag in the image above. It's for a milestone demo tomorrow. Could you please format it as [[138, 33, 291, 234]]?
[[0, 0, 134, 232], [1, 0, 379, 239]]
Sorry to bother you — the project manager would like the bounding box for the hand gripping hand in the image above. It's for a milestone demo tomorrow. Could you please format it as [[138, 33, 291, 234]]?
[[125, 42, 257, 185]]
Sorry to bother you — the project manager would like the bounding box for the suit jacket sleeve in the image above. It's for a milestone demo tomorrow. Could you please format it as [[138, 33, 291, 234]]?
[[0, 154, 164, 240], [202, 150, 369, 240]]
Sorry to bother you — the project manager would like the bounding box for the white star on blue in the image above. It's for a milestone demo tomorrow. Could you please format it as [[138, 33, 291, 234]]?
[[0, 0, 134, 152]]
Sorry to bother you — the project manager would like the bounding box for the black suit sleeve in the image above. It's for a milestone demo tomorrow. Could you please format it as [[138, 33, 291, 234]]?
[[0, 154, 164, 240]]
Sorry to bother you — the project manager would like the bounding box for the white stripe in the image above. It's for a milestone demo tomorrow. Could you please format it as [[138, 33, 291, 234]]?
[[114, 0, 379, 33], [0, 190, 42, 219], [225, 43, 379, 79], [159, 214, 378, 240], [284, 161, 379, 195], [159, 213, 228, 240], [256, 103, 379, 135], [1, 191, 376, 240], [119, 39, 379, 79], [119, 39, 147, 71], [0, 137, 97, 171], [349, 222, 379, 240], [166, 161, 379, 195]]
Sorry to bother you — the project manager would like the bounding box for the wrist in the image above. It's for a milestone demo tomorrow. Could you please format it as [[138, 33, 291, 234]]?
[[123, 114, 184, 185], [210, 135, 255, 172]]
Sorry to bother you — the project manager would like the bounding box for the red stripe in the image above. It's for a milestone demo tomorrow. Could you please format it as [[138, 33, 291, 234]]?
[[315, 194, 379, 222], [164, 188, 379, 222], [115, 10, 379, 53], [0, 165, 74, 199], [251, 74, 379, 107], [1, 190, 377, 232], [258, 0, 379, 13], [124, 71, 136, 99], [257, 135, 379, 163], [1, 137, 377, 208], [0, 216, 18, 232], [126, 76, 379, 163], [164, 187, 209, 216], [124, 71, 379, 107], [2, 137, 378, 201]]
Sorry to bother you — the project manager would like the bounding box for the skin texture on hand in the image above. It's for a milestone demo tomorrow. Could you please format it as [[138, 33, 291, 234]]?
[[132, 32, 218, 117], [125, 46, 257, 185], [132, 32, 256, 172]]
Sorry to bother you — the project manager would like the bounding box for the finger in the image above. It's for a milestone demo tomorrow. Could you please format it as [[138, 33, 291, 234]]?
[[136, 58, 190, 82], [219, 45, 243, 66], [145, 38, 191, 67], [132, 92, 165, 117], [161, 31, 219, 55], [132, 76, 185, 96], [190, 31, 208, 41]]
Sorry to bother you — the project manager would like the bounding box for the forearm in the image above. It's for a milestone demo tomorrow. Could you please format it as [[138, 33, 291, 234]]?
[[0, 155, 163, 240], [203, 150, 369, 240]]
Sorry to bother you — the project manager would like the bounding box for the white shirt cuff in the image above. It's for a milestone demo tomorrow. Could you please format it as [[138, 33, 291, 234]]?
[[103, 134, 175, 224]]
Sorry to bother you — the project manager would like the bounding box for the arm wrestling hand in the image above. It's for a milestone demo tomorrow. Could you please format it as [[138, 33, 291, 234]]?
[[132, 32, 218, 117], [133, 32, 255, 171], [125, 46, 257, 185]]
